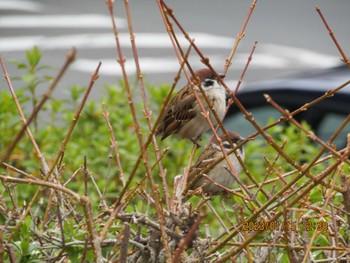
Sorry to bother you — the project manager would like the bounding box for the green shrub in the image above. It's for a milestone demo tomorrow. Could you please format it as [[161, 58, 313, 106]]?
[[1, 47, 348, 262]]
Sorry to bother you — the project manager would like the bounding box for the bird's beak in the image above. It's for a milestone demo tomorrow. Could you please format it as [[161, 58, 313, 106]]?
[[219, 74, 225, 79], [238, 137, 246, 144]]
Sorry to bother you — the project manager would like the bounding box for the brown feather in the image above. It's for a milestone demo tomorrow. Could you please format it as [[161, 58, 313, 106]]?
[[156, 68, 225, 140], [187, 131, 244, 191], [187, 144, 221, 188], [158, 85, 199, 140]]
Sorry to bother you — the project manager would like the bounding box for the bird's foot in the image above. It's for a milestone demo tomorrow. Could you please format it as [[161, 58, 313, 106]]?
[[191, 136, 202, 147]]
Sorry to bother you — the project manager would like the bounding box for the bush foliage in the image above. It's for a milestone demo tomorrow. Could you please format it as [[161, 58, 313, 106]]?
[[1, 46, 349, 262]]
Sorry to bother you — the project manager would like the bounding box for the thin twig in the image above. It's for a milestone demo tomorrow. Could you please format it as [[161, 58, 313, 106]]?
[[265, 94, 350, 166], [108, 44, 192, 213], [173, 208, 204, 262], [103, 3, 170, 258], [102, 104, 125, 186], [0, 175, 81, 201], [8, 61, 101, 242], [81, 195, 103, 262], [301, 165, 343, 263], [316, 6, 350, 67], [0, 48, 76, 166], [1, 162, 38, 181], [214, 147, 350, 262], [0, 57, 51, 177], [119, 223, 130, 263], [223, 0, 257, 75], [123, 0, 170, 211]]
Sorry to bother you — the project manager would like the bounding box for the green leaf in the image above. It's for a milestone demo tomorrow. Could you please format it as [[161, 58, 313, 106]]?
[[309, 186, 323, 203], [51, 99, 63, 113], [44, 75, 53, 82], [71, 84, 86, 102], [17, 63, 28, 70], [22, 72, 35, 83], [26, 46, 42, 68]]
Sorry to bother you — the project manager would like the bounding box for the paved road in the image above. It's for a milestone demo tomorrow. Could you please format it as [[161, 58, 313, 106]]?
[[1, 0, 349, 99]]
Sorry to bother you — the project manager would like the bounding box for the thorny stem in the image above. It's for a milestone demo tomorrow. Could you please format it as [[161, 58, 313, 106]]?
[[1, 1, 348, 261], [2, 162, 38, 181], [0, 57, 50, 177], [157, 4, 350, 260], [265, 94, 350, 166], [217, 42, 268, 199], [216, 140, 347, 245], [159, 3, 240, 183], [8, 60, 101, 242], [224, 167, 270, 219], [0, 48, 76, 166], [248, 79, 350, 142], [214, 148, 350, 261], [209, 241, 348, 252], [123, 0, 170, 211], [102, 104, 126, 186], [223, 0, 257, 75], [1, 48, 76, 240], [108, 44, 191, 211], [119, 223, 130, 263], [159, 1, 230, 143], [0, 175, 81, 201], [41, 62, 101, 229], [159, 1, 254, 205], [230, 148, 348, 193], [104, 1, 171, 259], [223, 42, 269, 200], [234, 41, 257, 96], [116, 213, 183, 240], [173, 208, 205, 262], [215, 130, 349, 243], [316, 5, 350, 67], [172, 142, 199, 209], [187, 80, 350, 195], [159, 5, 285, 227], [81, 195, 103, 262], [207, 201, 230, 234], [301, 165, 343, 263], [257, 142, 287, 196], [54, 62, 101, 176]]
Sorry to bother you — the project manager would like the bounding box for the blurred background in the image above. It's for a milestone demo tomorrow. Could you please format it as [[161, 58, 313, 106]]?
[[1, 0, 349, 145], [1, 0, 349, 92]]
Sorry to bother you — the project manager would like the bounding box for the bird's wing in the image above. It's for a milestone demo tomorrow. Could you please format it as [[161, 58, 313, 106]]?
[[157, 87, 199, 140], [187, 145, 221, 190]]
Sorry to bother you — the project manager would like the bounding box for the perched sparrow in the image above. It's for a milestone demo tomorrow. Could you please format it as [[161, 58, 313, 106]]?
[[186, 131, 245, 196], [156, 68, 226, 143]]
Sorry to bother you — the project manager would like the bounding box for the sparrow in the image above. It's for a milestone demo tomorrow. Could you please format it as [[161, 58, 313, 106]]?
[[156, 68, 226, 143], [185, 131, 245, 197]]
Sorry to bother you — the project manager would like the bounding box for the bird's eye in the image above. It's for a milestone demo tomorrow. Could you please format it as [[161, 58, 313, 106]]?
[[203, 79, 214, 87], [222, 141, 232, 149]]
